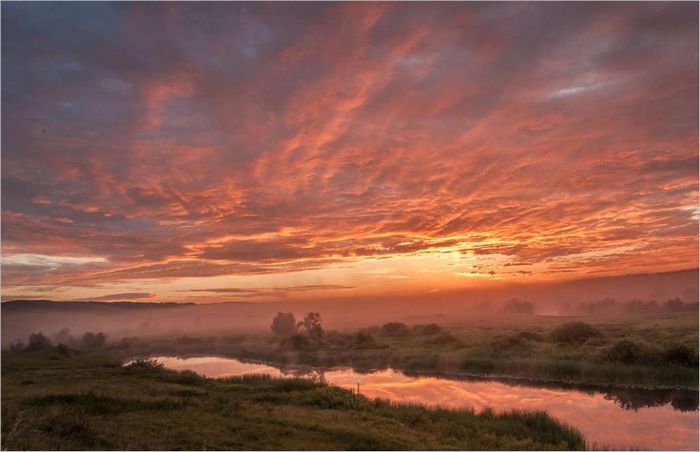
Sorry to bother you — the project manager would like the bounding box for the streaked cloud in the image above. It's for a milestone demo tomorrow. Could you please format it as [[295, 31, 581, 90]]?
[[1, 2, 697, 301]]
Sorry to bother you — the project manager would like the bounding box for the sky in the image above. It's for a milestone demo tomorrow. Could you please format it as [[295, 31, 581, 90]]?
[[2, 2, 698, 303]]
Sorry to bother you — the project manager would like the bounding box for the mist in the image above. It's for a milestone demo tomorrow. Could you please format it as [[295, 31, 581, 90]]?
[[3, 268, 697, 345]]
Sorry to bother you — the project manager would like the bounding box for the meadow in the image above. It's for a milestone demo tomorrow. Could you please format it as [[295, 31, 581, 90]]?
[[3, 311, 696, 450], [115, 312, 699, 390], [1, 350, 585, 450]]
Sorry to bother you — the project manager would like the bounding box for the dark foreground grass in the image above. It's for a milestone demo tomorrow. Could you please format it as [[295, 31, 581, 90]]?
[[1, 350, 586, 450]]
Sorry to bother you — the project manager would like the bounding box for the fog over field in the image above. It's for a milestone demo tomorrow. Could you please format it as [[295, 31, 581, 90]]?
[[3, 269, 697, 344]]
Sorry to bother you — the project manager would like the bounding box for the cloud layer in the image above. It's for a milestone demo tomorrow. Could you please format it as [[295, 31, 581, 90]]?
[[2, 3, 698, 301]]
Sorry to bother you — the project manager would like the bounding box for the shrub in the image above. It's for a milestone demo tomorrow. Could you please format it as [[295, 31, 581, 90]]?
[[550, 322, 601, 344], [661, 342, 698, 367], [123, 358, 163, 372], [379, 322, 411, 336], [353, 332, 376, 348], [26, 332, 52, 351], [284, 333, 312, 350], [359, 326, 380, 335], [491, 335, 534, 358], [9, 340, 24, 352], [605, 339, 641, 365], [80, 332, 106, 348], [55, 343, 70, 357], [604, 339, 658, 365], [430, 332, 458, 345], [52, 327, 73, 344], [411, 324, 443, 335]]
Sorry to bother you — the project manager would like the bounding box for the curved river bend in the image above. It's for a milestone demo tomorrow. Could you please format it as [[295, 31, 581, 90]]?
[[146, 355, 698, 451]]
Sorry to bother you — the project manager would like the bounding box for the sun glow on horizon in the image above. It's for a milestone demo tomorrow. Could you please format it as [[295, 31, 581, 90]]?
[[2, 2, 697, 303]]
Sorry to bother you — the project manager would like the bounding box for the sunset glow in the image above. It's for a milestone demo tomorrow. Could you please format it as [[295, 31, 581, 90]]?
[[2, 2, 698, 303]]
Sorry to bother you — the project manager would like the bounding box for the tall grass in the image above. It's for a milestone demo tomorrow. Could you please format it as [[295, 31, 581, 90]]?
[[2, 351, 588, 450]]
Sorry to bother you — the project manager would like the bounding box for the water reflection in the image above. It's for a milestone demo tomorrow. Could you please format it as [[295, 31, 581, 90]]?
[[146, 356, 699, 451], [400, 369, 700, 413]]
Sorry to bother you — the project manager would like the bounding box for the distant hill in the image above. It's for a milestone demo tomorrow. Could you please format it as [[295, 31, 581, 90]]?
[[1, 299, 192, 312]]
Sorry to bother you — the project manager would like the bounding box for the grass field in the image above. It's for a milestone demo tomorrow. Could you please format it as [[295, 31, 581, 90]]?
[[1, 350, 585, 450], [113, 312, 699, 390]]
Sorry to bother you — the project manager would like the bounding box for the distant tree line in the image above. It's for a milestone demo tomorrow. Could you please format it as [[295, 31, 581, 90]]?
[[270, 313, 454, 350], [502, 298, 535, 314], [574, 297, 698, 316], [7, 329, 107, 354], [498, 297, 699, 316]]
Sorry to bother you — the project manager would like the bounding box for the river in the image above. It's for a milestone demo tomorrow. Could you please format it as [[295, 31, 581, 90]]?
[[143, 355, 699, 450]]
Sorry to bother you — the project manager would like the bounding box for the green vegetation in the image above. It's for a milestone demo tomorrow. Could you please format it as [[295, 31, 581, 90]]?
[[99, 312, 699, 390], [1, 350, 585, 450], [550, 322, 602, 344]]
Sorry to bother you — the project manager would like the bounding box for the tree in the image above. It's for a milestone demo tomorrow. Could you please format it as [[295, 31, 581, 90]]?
[[55, 343, 70, 357], [503, 298, 534, 315], [53, 327, 73, 344], [81, 332, 107, 348], [298, 312, 323, 342], [9, 340, 24, 352], [26, 332, 52, 351], [271, 312, 297, 337], [663, 298, 686, 313]]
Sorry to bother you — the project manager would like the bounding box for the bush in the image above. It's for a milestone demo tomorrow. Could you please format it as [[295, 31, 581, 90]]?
[[26, 332, 52, 351], [604, 339, 658, 365], [429, 332, 458, 345], [379, 322, 411, 337], [353, 332, 376, 349], [661, 342, 698, 367], [80, 332, 106, 348], [55, 343, 70, 357], [52, 327, 73, 344], [411, 324, 443, 335], [285, 333, 312, 350], [550, 322, 601, 344], [9, 340, 24, 352], [123, 358, 163, 372], [491, 335, 534, 357]]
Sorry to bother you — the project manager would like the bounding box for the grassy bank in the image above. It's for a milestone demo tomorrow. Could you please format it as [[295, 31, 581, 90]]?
[[113, 313, 699, 390], [1, 350, 585, 450]]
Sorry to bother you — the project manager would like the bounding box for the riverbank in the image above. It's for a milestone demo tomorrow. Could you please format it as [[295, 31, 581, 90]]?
[[1, 350, 585, 450], [118, 313, 699, 390]]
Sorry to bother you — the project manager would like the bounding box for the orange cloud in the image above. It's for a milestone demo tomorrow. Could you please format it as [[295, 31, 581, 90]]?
[[2, 2, 697, 301]]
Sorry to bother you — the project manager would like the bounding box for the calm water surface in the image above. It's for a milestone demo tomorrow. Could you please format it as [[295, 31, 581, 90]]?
[[148, 355, 699, 450]]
